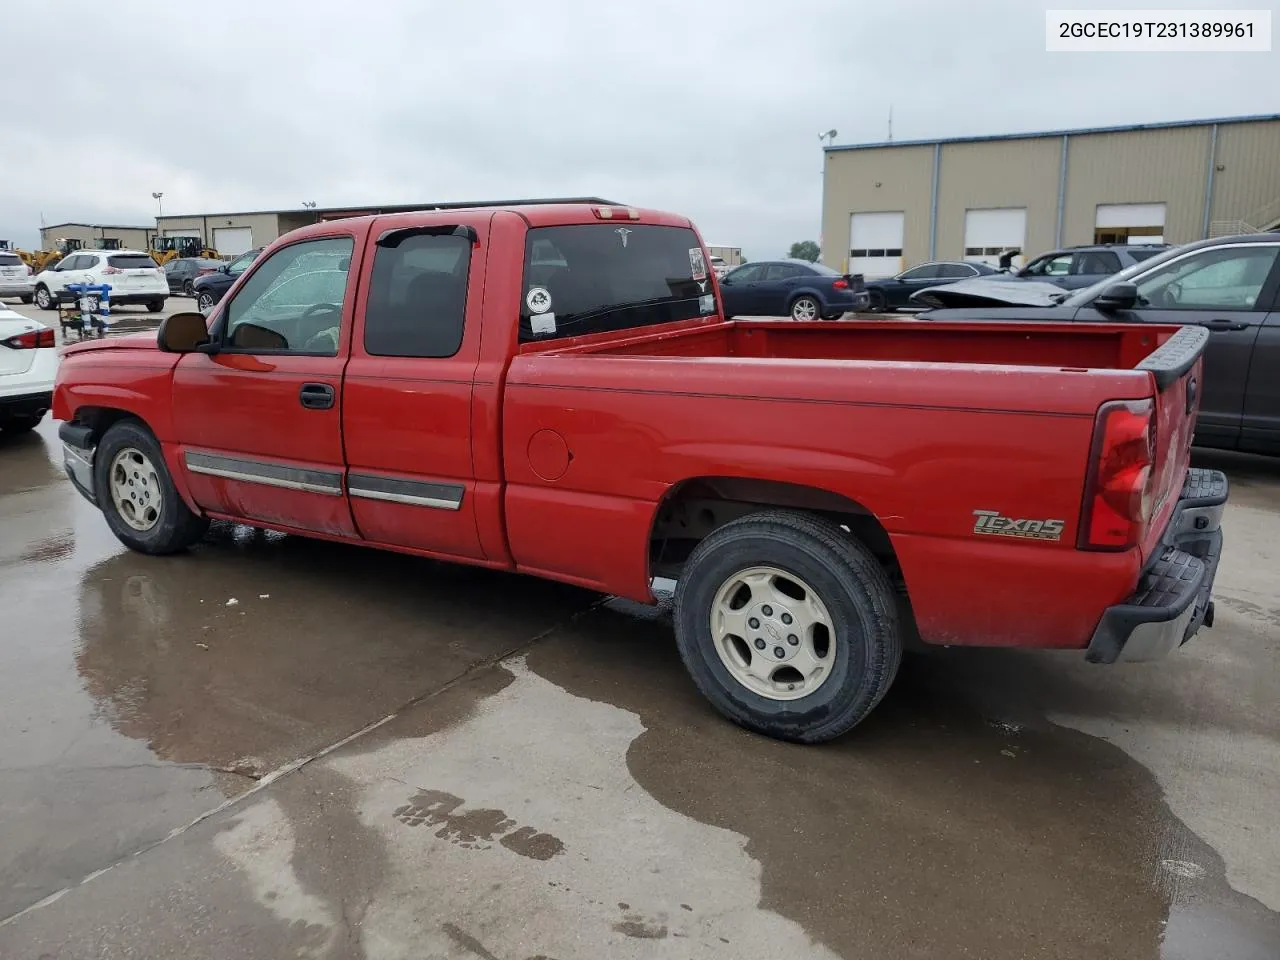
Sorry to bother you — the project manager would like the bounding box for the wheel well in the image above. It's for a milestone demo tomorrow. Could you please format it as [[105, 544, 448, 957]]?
[[650, 477, 899, 579], [650, 477, 922, 647], [73, 407, 143, 445]]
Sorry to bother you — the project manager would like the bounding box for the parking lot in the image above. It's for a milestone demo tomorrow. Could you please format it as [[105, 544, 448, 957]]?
[[3, 295, 195, 342], [1, 408, 1277, 958]]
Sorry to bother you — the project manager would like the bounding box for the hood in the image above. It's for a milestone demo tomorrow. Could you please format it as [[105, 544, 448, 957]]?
[[59, 331, 159, 357], [908, 277, 1066, 309]]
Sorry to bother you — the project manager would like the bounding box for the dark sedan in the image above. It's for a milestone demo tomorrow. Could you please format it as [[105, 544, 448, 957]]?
[[719, 259, 868, 320], [191, 247, 261, 312], [919, 233, 1280, 456], [163, 257, 225, 297], [864, 260, 997, 311]]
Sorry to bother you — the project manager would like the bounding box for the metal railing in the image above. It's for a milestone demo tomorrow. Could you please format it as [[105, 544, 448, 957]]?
[[1208, 196, 1280, 238]]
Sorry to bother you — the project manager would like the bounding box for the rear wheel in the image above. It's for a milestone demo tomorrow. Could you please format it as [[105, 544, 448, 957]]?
[[790, 296, 820, 321], [867, 289, 887, 312], [34, 285, 55, 310], [673, 510, 902, 743], [94, 420, 208, 554], [182, 280, 195, 297], [19, 294, 32, 304], [147, 299, 165, 313]]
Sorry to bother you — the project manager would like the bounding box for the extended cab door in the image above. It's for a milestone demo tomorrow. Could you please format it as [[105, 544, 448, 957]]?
[[339, 216, 489, 561], [170, 232, 361, 536], [1073, 241, 1280, 449]]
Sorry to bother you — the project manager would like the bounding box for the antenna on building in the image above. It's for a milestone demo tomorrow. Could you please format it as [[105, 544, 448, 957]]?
[[888, 105, 893, 142]]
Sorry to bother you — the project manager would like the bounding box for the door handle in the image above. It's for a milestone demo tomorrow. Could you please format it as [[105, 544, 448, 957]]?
[[299, 383, 335, 409], [1205, 319, 1248, 331]]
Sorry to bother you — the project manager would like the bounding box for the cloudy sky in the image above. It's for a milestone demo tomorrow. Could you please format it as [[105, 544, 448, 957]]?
[[2, 0, 1276, 258]]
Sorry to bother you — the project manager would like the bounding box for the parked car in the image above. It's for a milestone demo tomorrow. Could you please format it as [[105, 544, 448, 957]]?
[[0, 250, 35, 303], [33, 250, 167, 312], [54, 200, 1224, 743], [191, 247, 261, 312], [710, 255, 729, 279], [1007, 243, 1169, 291], [0, 308, 57, 433], [917, 233, 1280, 455], [719, 259, 869, 319], [863, 260, 998, 312], [164, 257, 225, 297]]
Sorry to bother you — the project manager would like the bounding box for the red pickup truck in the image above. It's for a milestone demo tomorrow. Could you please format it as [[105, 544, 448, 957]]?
[[53, 200, 1227, 742]]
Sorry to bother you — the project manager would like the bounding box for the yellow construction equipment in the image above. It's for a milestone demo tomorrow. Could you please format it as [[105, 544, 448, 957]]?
[[150, 236, 219, 265]]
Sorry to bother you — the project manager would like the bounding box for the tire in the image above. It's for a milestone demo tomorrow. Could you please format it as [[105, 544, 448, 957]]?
[[147, 299, 165, 313], [197, 291, 215, 312], [1, 414, 41, 434], [94, 420, 209, 554], [34, 285, 55, 310], [821, 311, 845, 321], [182, 280, 195, 298], [867, 290, 887, 313], [673, 510, 901, 743], [19, 294, 32, 304], [789, 296, 820, 322]]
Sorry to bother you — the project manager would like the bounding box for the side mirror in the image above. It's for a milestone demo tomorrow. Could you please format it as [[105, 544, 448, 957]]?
[[219, 264, 230, 274], [1093, 281, 1139, 312], [157, 312, 213, 353]]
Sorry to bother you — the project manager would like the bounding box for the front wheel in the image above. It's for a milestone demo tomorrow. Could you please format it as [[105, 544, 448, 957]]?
[[867, 290, 887, 312], [673, 510, 901, 743], [790, 296, 820, 321], [34, 286, 55, 310], [94, 420, 209, 554], [182, 280, 195, 297], [197, 291, 215, 312]]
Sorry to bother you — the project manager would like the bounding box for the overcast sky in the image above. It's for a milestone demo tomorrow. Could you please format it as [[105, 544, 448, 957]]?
[[2, 0, 1276, 258]]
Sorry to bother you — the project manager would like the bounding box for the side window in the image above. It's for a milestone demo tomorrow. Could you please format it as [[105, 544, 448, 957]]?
[[364, 232, 472, 358], [228, 253, 254, 276], [164, 260, 180, 275], [764, 263, 804, 281], [1074, 251, 1121, 275], [726, 264, 763, 282], [938, 263, 975, 279], [1135, 245, 1280, 311], [1028, 254, 1073, 276], [223, 237, 354, 355], [898, 264, 939, 281]]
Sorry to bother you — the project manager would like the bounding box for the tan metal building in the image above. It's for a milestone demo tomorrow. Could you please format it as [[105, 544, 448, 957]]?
[[821, 113, 1280, 278], [39, 222, 153, 252]]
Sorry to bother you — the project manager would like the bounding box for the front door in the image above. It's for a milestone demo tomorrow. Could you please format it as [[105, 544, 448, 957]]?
[[171, 233, 362, 536], [1241, 308, 1280, 454], [340, 216, 489, 560], [1073, 241, 1280, 449], [719, 263, 766, 317]]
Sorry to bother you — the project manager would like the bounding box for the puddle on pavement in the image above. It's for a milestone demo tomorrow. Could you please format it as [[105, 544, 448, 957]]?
[[520, 599, 1280, 960]]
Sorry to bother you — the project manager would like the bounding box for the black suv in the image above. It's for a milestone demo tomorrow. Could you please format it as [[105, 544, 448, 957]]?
[[1011, 243, 1168, 290], [920, 234, 1280, 456]]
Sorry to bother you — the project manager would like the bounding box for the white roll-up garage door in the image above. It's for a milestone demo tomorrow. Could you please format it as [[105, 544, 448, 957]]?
[[849, 212, 904, 279], [163, 230, 202, 239], [1095, 203, 1165, 244], [964, 208, 1027, 267], [213, 227, 253, 256]]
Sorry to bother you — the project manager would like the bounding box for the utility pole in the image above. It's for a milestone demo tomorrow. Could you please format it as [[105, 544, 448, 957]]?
[[888, 105, 893, 142]]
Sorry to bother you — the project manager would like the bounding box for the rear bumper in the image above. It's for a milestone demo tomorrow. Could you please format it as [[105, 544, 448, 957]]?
[[0, 391, 53, 419], [1086, 467, 1227, 664], [0, 281, 35, 296]]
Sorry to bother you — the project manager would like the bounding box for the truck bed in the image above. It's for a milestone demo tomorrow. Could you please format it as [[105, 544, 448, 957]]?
[[544, 318, 1175, 373]]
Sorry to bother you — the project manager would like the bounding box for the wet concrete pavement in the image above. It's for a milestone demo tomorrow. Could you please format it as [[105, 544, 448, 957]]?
[[1, 419, 1278, 959]]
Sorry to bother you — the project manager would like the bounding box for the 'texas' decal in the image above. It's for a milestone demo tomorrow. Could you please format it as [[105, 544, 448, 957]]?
[[972, 509, 1065, 542]]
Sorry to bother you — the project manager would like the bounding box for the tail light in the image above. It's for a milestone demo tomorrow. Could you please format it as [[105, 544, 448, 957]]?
[[24, 265, 32, 276], [3, 328, 56, 349], [832, 278, 849, 289], [103, 266, 122, 275], [1079, 399, 1156, 550]]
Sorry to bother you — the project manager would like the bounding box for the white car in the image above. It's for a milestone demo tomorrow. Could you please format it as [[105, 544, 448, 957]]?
[[33, 249, 167, 313], [0, 307, 57, 434], [0, 250, 35, 303]]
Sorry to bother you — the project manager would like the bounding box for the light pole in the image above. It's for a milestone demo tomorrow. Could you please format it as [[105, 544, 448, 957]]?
[[818, 130, 837, 261], [301, 201, 317, 209], [151, 191, 164, 220]]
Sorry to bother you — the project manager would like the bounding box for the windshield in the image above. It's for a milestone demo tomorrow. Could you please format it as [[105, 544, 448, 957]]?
[[519, 224, 716, 342], [1063, 244, 1189, 305]]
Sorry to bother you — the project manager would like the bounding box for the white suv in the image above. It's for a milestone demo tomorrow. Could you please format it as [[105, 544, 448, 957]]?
[[0, 250, 34, 303], [33, 249, 167, 312]]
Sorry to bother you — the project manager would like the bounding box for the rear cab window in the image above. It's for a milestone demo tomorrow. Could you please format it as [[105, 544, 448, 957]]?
[[363, 231, 472, 358], [519, 224, 715, 342], [0, 254, 21, 266]]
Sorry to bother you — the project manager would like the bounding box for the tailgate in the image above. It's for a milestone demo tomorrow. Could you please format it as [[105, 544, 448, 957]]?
[[1137, 326, 1206, 566]]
